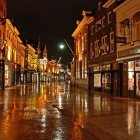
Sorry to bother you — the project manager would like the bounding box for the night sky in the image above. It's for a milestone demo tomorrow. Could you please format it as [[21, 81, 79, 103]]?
[[7, 0, 96, 64]]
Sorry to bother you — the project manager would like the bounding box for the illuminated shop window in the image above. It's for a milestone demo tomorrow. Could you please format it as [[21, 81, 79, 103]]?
[[94, 73, 101, 87], [102, 73, 111, 89], [128, 61, 134, 93]]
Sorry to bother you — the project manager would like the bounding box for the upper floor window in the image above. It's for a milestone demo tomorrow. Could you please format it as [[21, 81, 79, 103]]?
[[95, 40, 99, 57], [101, 35, 108, 54], [133, 11, 140, 41], [98, 2, 101, 11], [90, 25, 94, 36], [108, 12, 112, 24], [96, 20, 102, 31], [120, 18, 130, 42], [90, 43, 94, 59], [102, 16, 106, 27], [110, 32, 114, 52]]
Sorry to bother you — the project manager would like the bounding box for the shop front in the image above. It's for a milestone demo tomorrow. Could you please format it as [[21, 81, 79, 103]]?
[[89, 62, 118, 95], [127, 60, 140, 98], [117, 44, 140, 98]]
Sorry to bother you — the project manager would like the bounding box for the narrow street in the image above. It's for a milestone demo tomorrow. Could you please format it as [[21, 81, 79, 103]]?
[[0, 82, 140, 140]]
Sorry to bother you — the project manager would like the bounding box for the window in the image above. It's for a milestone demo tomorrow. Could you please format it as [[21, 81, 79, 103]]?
[[95, 40, 99, 57], [110, 32, 114, 52], [90, 25, 94, 36], [96, 20, 102, 31], [98, 2, 101, 11], [120, 18, 130, 42], [102, 16, 106, 27], [94, 74, 101, 87], [101, 35, 107, 54], [133, 12, 140, 40], [90, 43, 94, 59], [102, 73, 111, 90], [108, 12, 112, 23]]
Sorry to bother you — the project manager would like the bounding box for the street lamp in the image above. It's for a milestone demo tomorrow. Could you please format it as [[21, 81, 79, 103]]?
[[59, 39, 74, 56]]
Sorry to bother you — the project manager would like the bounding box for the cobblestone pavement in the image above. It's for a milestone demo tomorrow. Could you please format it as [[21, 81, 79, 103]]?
[[0, 82, 140, 140]]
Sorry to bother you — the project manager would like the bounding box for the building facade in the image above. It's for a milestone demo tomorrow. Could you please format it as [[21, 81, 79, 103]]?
[[0, 0, 7, 89], [72, 10, 93, 89], [25, 44, 38, 83], [114, 0, 140, 98], [88, 0, 124, 95]]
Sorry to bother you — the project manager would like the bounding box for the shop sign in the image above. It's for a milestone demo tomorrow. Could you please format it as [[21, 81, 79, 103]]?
[[102, 64, 110, 70]]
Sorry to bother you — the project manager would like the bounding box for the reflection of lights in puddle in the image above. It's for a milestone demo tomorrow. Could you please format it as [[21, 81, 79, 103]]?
[[58, 96, 62, 108], [24, 107, 39, 113], [41, 114, 46, 127]]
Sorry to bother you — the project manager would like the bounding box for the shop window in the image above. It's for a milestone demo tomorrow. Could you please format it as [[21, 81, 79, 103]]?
[[128, 61, 134, 96], [102, 73, 111, 89], [128, 72, 134, 91], [135, 60, 140, 71], [94, 73, 101, 87]]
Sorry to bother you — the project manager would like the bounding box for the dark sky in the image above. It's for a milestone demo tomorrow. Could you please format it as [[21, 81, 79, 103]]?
[[7, 0, 96, 64]]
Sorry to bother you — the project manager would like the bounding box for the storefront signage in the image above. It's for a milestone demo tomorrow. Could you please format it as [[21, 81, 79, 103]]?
[[116, 36, 126, 44], [118, 47, 140, 58]]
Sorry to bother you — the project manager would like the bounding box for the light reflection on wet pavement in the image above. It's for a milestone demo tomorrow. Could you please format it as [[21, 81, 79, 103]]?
[[0, 82, 140, 140]]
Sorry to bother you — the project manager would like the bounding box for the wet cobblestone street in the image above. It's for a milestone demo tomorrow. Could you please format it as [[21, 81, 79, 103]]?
[[0, 83, 97, 140], [0, 82, 140, 140]]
